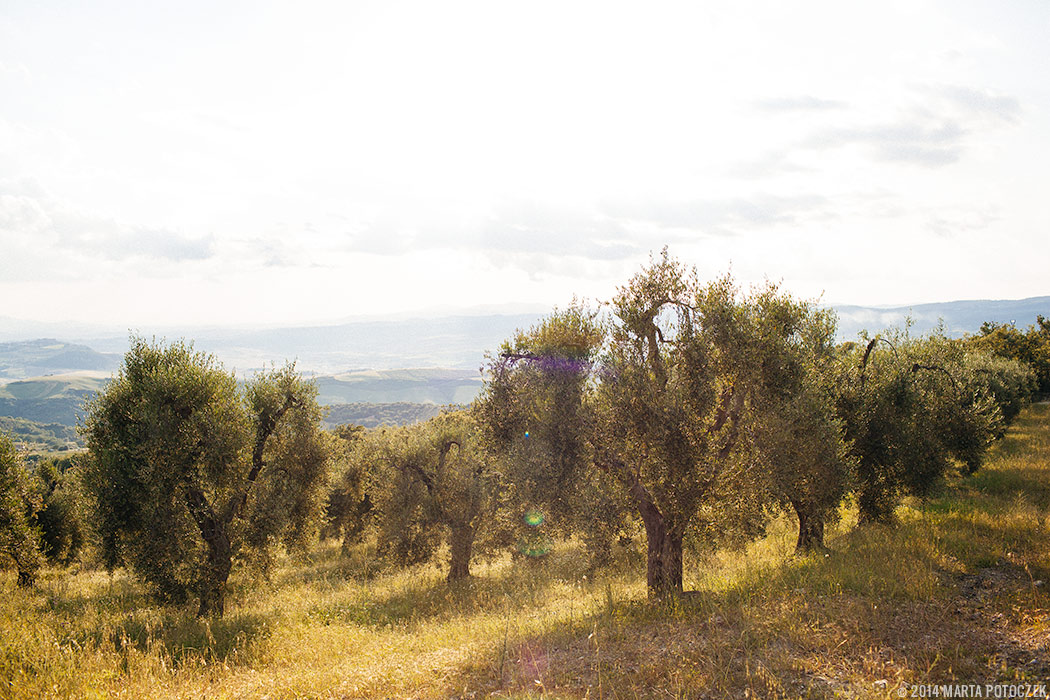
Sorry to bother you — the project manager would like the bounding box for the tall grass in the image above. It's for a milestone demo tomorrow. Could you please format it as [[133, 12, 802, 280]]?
[[3, 404, 1048, 698]]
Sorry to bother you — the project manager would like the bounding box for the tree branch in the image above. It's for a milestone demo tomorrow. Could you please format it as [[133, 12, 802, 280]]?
[[221, 391, 301, 526]]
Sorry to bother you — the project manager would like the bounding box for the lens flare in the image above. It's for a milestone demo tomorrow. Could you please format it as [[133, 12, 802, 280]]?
[[524, 431, 530, 438], [517, 532, 552, 558], [524, 509, 545, 527]]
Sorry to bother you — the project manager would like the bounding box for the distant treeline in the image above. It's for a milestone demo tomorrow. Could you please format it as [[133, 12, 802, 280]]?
[[323, 402, 452, 429], [0, 399, 83, 431], [0, 416, 80, 452]]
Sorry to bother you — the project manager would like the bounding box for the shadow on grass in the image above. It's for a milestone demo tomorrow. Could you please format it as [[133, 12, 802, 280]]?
[[303, 546, 602, 629], [28, 569, 277, 669], [107, 610, 273, 667], [433, 410, 1050, 698]]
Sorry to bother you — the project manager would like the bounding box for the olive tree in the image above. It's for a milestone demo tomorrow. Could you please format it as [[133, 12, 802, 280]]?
[[321, 424, 373, 553], [960, 351, 1036, 430], [484, 251, 846, 596], [970, 316, 1050, 394], [0, 432, 43, 586], [81, 337, 332, 616], [366, 410, 505, 582], [33, 455, 86, 565], [836, 331, 1004, 522], [478, 305, 633, 567], [748, 289, 851, 553]]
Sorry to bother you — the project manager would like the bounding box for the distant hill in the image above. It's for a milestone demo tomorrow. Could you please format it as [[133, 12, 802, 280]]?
[[323, 403, 448, 429], [0, 339, 120, 380], [315, 369, 483, 405], [1, 297, 1046, 449], [55, 313, 545, 374], [0, 369, 476, 434], [833, 296, 1050, 340], [0, 372, 110, 427], [3, 299, 1047, 374], [0, 416, 81, 452]]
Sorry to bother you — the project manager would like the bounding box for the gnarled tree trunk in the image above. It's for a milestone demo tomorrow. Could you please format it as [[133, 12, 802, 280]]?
[[627, 473, 683, 597], [448, 522, 475, 582], [197, 528, 233, 617], [185, 486, 234, 617], [792, 499, 826, 553], [643, 516, 683, 597]]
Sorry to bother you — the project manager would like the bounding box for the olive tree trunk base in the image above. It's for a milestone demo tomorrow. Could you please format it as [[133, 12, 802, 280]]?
[[447, 524, 475, 582], [792, 500, 827, 554]]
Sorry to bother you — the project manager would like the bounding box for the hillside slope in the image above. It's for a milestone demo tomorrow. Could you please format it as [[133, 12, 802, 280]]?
[[3, 405, 1047, 697], [0, 339, 119, 380]]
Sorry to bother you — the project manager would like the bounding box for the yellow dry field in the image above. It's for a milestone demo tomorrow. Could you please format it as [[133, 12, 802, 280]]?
[[3, 405, 1049, 699]]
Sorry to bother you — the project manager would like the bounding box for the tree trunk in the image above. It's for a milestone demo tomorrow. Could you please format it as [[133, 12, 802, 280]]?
[[447, 523, 475, 582], [197, 528, 232, 617], [185, 487, 233, 617], [624, 473, 683, 597], [641, 511, 683, 597], [792, 499, 826, 553]]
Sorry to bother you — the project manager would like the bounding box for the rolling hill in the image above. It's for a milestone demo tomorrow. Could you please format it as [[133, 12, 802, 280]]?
[[0, 339, 120, 380]]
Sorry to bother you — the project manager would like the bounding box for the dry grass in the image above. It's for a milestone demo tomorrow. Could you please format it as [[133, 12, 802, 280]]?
[[3, 404, 1049, 699]]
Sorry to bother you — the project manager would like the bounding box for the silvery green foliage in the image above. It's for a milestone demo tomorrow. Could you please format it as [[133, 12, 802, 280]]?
[[363, 410, 505, 581], [477, 303, 631, 566], [835, 329, 1021, 523], [0, 432, 43, 586], [33, 455, 86, 565], [971, 316, 1050, 394], [483, 250, 852, 594], [81, 337, 332, 615]]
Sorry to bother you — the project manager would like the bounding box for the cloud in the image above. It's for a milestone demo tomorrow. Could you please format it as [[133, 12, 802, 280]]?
[[934, 85, 1020, 124], [805, 119, 967, 167], [68, 227, 216, 262], [341, 200, 650, 263], [0, 60, 32, 84], [753, 96, 848, 112], [601, 194, 833, 235], [0, 180, 216, 264], [0, 192, 52, 234], [925, 208, 999, 238], [477, 203, 642, 260], [794, 85, 1020, 168], [728, 150, 814, 179]]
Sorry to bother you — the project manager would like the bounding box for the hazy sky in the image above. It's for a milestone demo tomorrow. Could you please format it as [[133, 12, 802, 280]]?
[[1, 1, 1048, 326]]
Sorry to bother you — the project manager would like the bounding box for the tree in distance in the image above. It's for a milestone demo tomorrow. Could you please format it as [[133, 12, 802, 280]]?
[[81, 337, 332, 616], [835, 331, 1017, 523], [478, 304, 633, 568], [969, 316, 1049, 395], [747, 288, 851, 553], [0, 431, 43, 586], [32, 454, 86, 565], [321, 424, 374, 553], [365, 410, 505, 582]]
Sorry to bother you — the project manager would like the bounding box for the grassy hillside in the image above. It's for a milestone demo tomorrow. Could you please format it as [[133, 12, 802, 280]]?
[[323, 402, 448, 429], [2, 405, 1048, 698], [315, 369, 483, 406], [0, 372, 109, 428], [0, 339, 119, 380], [0, 416, 81, 451], [0, 373, 110, 401]]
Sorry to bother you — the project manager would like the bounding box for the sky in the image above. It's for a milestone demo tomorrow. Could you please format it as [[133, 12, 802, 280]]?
[[1, 0, 1048, 327]]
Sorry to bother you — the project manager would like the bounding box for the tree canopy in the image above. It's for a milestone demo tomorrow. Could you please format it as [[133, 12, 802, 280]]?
[[81, 337, 332, 616], [0, 431, 43, 586], [481, 251, 854, 595]]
